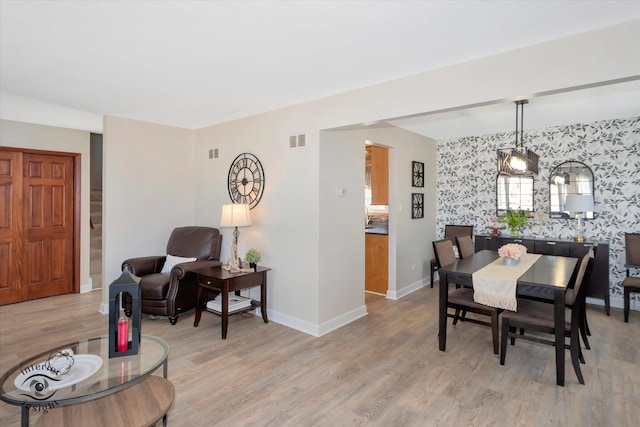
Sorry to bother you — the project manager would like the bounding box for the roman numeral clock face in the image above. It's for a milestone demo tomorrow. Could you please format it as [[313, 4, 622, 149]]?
[[227, 153, 265, 209]]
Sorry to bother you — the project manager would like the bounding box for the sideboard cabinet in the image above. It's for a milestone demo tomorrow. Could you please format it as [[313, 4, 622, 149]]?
[[474, 234, 610, 315]]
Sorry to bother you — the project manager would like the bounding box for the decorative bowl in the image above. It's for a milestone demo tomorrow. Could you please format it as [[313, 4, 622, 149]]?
[[503, 257, 520, 266]]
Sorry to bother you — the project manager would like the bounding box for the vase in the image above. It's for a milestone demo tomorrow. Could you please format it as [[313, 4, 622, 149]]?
[[249, 262, 257, 271], [509, 226, 520, 237], [503, 257, 520, 266]]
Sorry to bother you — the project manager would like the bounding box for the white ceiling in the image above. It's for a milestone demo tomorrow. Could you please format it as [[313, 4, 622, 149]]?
[[1, 1, 639, 138]]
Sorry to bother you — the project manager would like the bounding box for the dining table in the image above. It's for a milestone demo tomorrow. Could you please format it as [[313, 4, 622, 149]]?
[[437, 250, 579, 386]]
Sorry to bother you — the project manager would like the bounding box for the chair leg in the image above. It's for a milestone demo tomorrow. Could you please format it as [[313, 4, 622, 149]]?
[[624, 287, 631, 323], [583, 307, 591, 336], [491, 311, 499, 355], [460, 309, 467, 320], [500, 318, 509, 365], [570, 329, 585, 385], [579, 346, 585, 365], [452, 309, 461, 326], [430, 263, 437, 288], [580, 307, 591, 350], [510, 326, 517, 346]]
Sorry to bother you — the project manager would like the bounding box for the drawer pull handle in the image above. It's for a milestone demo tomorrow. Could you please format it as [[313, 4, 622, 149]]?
[[207, 280, 212, 285], [546, 242, 556, 245], [513, 239, 523, 242]]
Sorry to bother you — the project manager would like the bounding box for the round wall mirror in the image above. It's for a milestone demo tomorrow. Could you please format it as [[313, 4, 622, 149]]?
[[549, 161, 594, 219]]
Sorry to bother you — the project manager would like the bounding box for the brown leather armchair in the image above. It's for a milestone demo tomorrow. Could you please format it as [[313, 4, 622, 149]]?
[[122, 226, 223, 325]]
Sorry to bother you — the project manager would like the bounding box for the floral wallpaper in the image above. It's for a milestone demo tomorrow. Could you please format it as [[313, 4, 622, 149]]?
[[437, 116, 640, 303]]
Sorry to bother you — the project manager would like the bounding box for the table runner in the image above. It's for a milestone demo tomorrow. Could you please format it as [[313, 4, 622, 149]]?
[[472, 253, 541, 310]]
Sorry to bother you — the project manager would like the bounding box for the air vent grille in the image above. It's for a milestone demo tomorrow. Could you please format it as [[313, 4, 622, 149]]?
[[297, 134, 306, 147], [289, 136, 297, 148]]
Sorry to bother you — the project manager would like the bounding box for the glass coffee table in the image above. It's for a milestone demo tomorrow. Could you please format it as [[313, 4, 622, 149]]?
[[0, 335, 169, 427]]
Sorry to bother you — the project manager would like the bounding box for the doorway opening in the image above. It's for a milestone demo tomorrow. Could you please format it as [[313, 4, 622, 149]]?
[[90, 133, 103, 290], [364, 143, 389, 296]]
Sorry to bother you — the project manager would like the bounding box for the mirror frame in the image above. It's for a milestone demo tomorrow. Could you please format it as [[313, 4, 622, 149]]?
[[548, 161, 595, 219]]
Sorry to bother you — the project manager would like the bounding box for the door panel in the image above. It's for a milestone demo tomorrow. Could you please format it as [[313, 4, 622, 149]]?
[[23, 153, 74, 300], [0, 151, 22, 304]]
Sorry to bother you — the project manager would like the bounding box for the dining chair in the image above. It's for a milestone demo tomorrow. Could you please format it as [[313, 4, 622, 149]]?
[[500, 249, 595, 385], [564, 246, 597, 351], [432, 238, 501, 354], [429, 225, 474, 287], [455, 234, 475, 259], [623, 233, 640, 323]]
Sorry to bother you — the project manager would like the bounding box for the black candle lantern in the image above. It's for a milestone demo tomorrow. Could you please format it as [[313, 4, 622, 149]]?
[[108, 269, 141, 358]]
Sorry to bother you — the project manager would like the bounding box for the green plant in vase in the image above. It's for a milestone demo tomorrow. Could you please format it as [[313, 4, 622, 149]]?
[[245, 248, 262, 271], [497, 210, 529, 236]]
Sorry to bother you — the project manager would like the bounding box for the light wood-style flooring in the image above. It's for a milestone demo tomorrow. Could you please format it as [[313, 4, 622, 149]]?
[[1, 287, 639, 426]]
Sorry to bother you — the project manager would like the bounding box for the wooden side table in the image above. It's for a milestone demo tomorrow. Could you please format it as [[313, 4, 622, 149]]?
[[192, 266, 270, 339]]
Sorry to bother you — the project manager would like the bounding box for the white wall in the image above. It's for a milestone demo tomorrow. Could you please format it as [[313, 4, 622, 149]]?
[[100, 116, 195, 312], [0, 119, 91, 292], [183, 21, 640, 335], [192, 109, 322, 333]]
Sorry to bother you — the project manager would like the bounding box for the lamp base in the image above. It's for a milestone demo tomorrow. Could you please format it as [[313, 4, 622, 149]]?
[[573, 236, 586, 242]]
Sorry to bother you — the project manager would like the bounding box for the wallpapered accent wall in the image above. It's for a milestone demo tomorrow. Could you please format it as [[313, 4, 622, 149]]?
[[437, 116, 640, 302]]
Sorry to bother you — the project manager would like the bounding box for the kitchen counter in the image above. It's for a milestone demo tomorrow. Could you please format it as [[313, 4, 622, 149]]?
[[365, 225, 388, 235]]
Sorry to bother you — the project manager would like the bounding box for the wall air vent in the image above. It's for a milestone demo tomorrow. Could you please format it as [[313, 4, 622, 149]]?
[[297, 134, 306, 147], [289, 136, 297, 148]]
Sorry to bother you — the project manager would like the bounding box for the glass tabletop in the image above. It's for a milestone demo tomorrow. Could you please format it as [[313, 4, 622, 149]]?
[[0, 335, 168, 408]]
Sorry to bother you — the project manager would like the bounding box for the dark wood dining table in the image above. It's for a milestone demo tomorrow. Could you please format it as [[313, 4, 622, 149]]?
[[437, 250, 579, 386]]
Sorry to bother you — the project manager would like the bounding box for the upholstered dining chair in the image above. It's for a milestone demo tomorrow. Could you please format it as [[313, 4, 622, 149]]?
[[623, 233, 640, 323], [429, 225, 474, 287], [122, 226, 223, 325], [455, 234, 475, 259], [432, 238, 501, 354], [500, 249, 595, 385]]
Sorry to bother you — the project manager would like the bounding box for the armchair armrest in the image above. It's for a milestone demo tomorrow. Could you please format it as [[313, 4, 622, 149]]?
[[122, 256, 166, 276], [171, 260, 223, 280]]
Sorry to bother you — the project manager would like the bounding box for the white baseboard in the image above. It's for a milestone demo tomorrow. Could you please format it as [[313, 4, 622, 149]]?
[[266, 305, 368, 338], [81, 278, 92, 293], [386, 277, 429, 300], [99, 301, 109, 315]]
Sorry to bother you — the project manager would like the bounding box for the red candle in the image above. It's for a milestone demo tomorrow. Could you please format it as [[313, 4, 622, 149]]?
[[118, 318, 128, 352]]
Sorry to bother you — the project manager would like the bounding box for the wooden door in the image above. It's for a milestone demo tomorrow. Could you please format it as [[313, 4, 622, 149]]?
[[0, 151, 22, 304], [0, 150, 75, 305]]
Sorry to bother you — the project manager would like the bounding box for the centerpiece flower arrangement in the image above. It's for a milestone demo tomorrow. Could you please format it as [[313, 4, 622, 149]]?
[[497, 209, 529, 236], [498, 243, 528, 265]]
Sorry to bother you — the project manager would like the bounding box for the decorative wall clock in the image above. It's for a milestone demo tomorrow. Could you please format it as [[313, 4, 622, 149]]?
[[412, 161, 424, 187], [227, 153, 265, 209], [412, 193, 424, 219]]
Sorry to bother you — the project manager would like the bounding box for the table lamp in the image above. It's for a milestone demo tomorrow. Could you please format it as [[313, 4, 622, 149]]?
[[565, 194, 594, 242], [220, 203, 252, 272]]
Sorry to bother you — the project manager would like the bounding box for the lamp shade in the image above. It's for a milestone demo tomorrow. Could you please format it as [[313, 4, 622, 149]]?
[[220, 203, 252, 228], [565, 194, 594, 213]]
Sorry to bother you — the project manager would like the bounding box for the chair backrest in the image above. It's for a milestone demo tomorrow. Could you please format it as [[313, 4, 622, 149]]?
[[166, 226, 223, 261], [625, 233, 640, 268], [433, 239, 456, 268], [444, 225, 474, 240], [455, 235, 475, 259], [566, 246, 596, 306]]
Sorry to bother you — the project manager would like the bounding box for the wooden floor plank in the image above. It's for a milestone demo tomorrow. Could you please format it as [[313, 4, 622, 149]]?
[[1, 286, 639, 426]]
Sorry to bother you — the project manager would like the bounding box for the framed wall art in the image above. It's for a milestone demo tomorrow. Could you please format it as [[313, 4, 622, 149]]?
[[412, 193, 424, 219], [412, 161, 424, 187]]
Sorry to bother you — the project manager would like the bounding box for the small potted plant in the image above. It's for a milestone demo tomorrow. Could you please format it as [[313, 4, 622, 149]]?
[[497, 209, 529, 236], [245, 248, 261, 271]]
